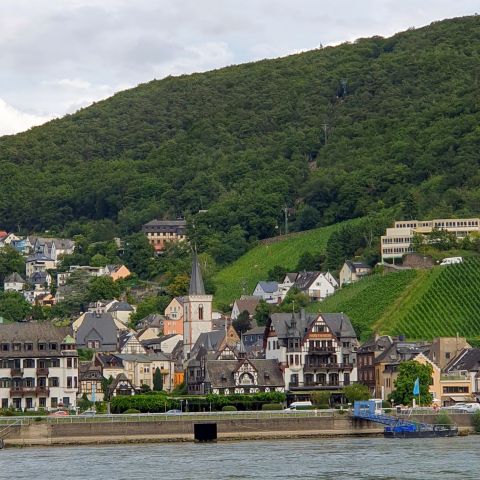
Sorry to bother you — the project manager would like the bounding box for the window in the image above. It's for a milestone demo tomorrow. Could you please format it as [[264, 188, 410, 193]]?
[[445, 352, 451, 359], [38, 343, 46, 351], [39, 398, 46, 408], [67, 377, 72, 388], [1, 343, 9, 352], [25, 398, 33, 409], [23, 359, 35, 368], [51, 397, 58, 408], [51, 358, 60, 368], [49, 377, 59, 387], [443, 386, 469, 394], [1, 399, 8, 409], [62, 397, 70, 407], [13, 343, 21, 351], [24, 343, 33, 351], [0, 378, 11, 388], [74, 358, 78, 368], [50, 343, 58, 350], [198, 304, 204, 320], [67, 358, 72, 368]]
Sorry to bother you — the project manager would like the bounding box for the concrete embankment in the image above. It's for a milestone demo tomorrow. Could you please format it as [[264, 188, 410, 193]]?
[[1, 412, 473, 447]]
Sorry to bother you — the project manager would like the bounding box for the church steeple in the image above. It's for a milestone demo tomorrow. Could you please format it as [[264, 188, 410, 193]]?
[[189, 251, 205, 295]]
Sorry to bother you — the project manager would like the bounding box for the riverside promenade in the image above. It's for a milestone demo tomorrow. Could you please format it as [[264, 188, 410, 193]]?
[[0, 410, 474, 447]]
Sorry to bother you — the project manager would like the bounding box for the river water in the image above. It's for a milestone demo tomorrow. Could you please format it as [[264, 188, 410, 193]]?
[[1, 436, 479, 479]]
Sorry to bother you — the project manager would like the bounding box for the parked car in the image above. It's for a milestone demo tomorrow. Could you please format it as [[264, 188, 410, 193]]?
[[49, 410, 69, 417], [449, 403, 480, 413], [440, 256, 463, 266], [79, 410, 96, 416], [165, 409, 182, 415], [284, 401, 313, 412]]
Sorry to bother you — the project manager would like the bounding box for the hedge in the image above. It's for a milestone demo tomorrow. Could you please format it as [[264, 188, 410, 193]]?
[[221, 405, 237, 411], [261, 403, 283, 410]]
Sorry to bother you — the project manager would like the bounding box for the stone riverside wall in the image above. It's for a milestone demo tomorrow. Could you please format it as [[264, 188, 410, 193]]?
[[2, 413, 473, 447]]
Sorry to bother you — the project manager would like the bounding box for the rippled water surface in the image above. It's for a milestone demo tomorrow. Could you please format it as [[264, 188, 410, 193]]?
[[1, 436, 479, 479]]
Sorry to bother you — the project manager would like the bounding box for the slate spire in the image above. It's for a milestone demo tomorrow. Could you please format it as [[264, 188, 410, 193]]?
[[189, 250, 205, 295]]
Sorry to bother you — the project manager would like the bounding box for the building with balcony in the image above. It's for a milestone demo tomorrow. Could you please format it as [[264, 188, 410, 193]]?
[[0, 323, 78, 411], [381, 218, 480, 262], [142, 219, 187, 252], [265, 310, 358, 392]]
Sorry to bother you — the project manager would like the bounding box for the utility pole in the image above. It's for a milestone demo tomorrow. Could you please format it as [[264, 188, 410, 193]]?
[[283, 206, 289, 235], [322, 122, 328, 145]]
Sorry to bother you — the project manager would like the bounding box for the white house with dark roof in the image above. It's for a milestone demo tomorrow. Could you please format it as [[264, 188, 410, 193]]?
[[231, 296, 260, 320], [4, 272, 26, 292], [293, 271, 336, 300], [252, 281, 281, 304], [107, 301, 135, 325]]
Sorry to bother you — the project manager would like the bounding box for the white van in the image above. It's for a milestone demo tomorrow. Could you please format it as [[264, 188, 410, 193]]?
[[440, 257, 463, 266], [284, 401, 313, 411]]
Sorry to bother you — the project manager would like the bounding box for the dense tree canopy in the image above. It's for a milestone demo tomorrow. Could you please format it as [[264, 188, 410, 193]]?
[[0, 17, 479, 260]]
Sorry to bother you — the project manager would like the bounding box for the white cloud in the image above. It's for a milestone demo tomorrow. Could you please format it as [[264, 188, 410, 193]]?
[[0, 98, 52, 136]]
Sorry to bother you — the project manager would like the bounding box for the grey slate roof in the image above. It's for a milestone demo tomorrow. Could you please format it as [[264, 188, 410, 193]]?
[[445, 348, 480, 372], [76, 312, 118, 352], [205, 359, 284, 388], [257, 281, 278, 293], [345, 260, 371, 272], [294, 271, 321, 291], [189, 253, 205, 295], [108, 301, 134, 312], [321, 313, 357, 338], [29, 272, 49, 285], [0, 323, 74, 358], [5, 272, 25, 283]]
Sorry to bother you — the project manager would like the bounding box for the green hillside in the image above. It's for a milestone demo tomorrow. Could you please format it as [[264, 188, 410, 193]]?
[[1, 16, 480, 254], [312, 257, 480, 341], [213, 222, 346, 306]]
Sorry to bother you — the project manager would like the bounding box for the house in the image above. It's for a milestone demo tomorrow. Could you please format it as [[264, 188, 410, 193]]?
[[164, 296, 185, 335], [118, 331, 147, 355], [4, 272, 26, 292], [96, 352, 175, 392], [35, 293, 56, 307], [108, 373, 137, 397], [136, 314, 165, 341], [107, 301, 135, 325], [78, 362, 104, 402], [142, 219, 187, 252], [242, 325, 266, 358], [357, 335, 395, 393], [75, 312, 119, 352], [265, 310, 358, 392], [25, 254, 56, 278], [278, 273, 297, 300], [0, 323, 78, 411], [104, 264, 131, 281], [231, 296, 260, 321], [339, 260, 372, 287], [141, 334, 183, 354], [373, 340, 430, 400], [29, 236, 75, 264], [293, 271, 336, 300], [252, 281, 281, 304], [427, 337, 470, 370], [444, 348, 480, 403]]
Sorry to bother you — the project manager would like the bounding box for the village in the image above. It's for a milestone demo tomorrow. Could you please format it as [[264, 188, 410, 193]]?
[[0, 218, 480, 415]]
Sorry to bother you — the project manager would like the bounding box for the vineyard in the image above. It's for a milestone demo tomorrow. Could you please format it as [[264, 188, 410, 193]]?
[[389, 258, 480, 340], [311, 270, 417, 341], [313, 258, 480, 342]]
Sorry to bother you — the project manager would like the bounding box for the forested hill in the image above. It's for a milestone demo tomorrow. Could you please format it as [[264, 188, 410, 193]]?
[[1, 16, 480, 253]]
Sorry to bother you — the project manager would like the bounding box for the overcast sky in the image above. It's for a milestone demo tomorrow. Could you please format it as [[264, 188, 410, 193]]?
[[0, 0, 478, 136]]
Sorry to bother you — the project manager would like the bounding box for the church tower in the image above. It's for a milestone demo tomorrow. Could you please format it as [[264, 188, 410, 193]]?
[[183, 252, 213, 358]]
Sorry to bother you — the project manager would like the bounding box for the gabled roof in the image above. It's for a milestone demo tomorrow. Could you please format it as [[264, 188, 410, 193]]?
[[76, 312, 118, 348], [269, 311, 317, 339], [321, 313, 357, 338], [283, 273, 298, 283], [357, 335, 394, 353], [234, 296, 260, 315], [205, 359, 284, 388], [108, 301, 134, 312], [5, 272, 25, 283], [345, 260, 371, 272], [445, 348, 480, 372], [256, 281, 278, 293], [294, 271, 321, 290]]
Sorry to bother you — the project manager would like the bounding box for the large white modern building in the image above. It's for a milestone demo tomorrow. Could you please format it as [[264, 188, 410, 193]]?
[[381, 218, 480, 261]]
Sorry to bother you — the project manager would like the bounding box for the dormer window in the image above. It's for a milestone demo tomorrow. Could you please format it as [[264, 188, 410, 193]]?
[[1, 343, 9, 352], [50, 343, 58, 350], [38, 343, 46, 351], [13, 343, 21, 351], [24, 343, 33, 351]]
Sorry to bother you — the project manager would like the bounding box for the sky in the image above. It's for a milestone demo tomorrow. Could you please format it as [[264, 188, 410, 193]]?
[[0, 0, 478, 136]]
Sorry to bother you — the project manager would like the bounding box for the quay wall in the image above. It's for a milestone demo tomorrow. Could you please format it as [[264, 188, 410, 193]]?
[[1, 413, 473, 447]]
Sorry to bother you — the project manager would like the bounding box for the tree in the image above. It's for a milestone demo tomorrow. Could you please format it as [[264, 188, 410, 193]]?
[[267, 265, 288, 282], [0, 246, 25, 284], [389, 360, 433, 406], [279, 287, 310, 312], [130, 294, 172, 327], [296, 251, 325, 272], [233, 310, 251, 334], [101, 375, 114, 402], [122, 233, 156, 279], [86, 276, 121, 302], [254, 300, 271, 327], [166, 273, 190, 297], [0, 291, 32, 322], [153, 367, 164, 391], [296, 205, 320, 231], [343, 384, 370, 404]]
